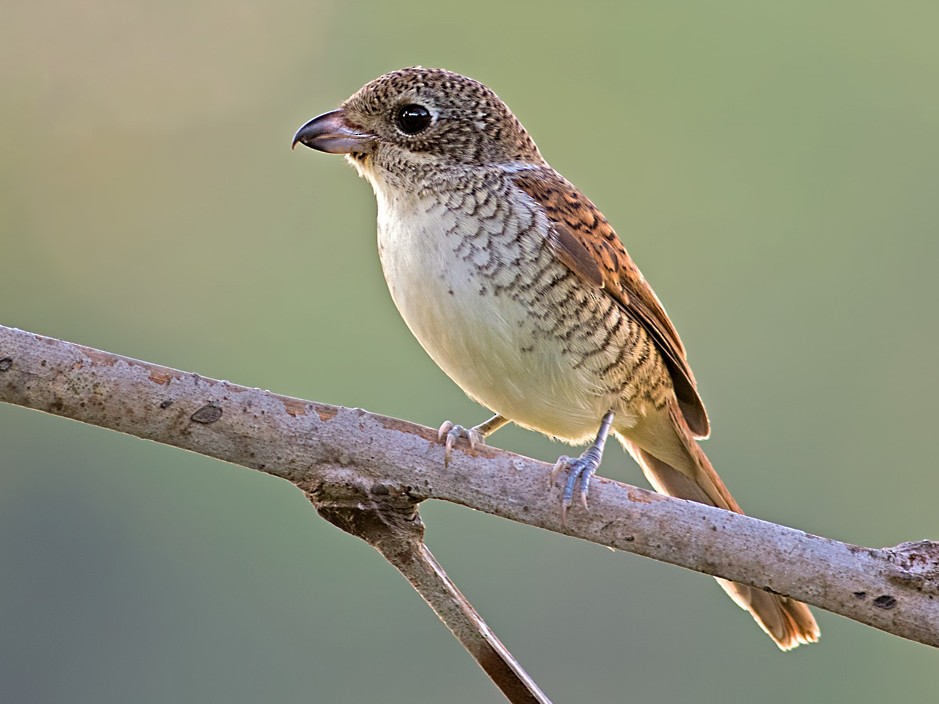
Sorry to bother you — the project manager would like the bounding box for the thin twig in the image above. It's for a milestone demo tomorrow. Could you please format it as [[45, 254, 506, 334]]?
[[313, 484, 551, 703]]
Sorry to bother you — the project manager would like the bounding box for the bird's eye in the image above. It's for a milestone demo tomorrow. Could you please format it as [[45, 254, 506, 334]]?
[[395, 104, 432, 135]]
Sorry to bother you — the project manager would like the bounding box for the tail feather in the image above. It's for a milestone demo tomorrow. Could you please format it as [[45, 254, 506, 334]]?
[[715, 578, 820, 651], [620, 403, 820, 650]]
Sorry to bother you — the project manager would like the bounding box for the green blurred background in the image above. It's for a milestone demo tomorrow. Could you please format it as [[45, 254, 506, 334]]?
[[2, 1, 937, 702]]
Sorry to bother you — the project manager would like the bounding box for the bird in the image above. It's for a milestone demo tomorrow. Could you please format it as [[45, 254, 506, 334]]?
[[292, 67, 820, 650]]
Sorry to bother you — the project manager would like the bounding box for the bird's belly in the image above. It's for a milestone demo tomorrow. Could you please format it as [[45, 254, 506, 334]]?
[[376, 198, 630, 443]]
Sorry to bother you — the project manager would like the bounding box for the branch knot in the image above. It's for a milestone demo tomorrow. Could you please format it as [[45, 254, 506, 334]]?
[[305, 477, 425, 554]]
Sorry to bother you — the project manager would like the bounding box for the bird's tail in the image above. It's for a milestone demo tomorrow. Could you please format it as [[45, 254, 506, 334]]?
[[620, 403, 820, 650]]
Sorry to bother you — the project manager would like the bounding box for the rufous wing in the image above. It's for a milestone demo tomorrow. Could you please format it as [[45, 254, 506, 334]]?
[[513, 169, 709, 438]]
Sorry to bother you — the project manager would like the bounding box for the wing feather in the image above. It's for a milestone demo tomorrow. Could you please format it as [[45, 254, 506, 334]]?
[[513, 169, 710, 437]]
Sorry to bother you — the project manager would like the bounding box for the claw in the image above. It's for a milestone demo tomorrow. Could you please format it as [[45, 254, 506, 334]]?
[[550, 411, 615, 523], [437, 420, 453, 442], [552, 451, 601, 522], [549, 455, 572, 486], [550, 456, 573, 523], [437, 420, 484, 466]]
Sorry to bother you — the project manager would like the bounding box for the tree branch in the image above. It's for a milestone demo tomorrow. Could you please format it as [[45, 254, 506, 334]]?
[[312, 474, 550, 702], [1, 326, 937, 690]]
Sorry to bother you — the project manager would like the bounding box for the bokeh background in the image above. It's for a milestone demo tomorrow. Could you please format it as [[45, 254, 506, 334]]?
[[2, 1, 938, 702]]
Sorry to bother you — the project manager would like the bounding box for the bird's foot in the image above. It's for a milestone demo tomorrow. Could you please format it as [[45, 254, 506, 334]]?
[[437, 421, 486, 467], [436, 415, 508, 466], [551, 446, 604, 522], [550, 410, 615, 522]]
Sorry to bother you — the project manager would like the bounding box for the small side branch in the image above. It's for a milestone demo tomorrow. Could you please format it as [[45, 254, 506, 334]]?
[[1, 323, 938, 660], [311, 482, 550, 703]]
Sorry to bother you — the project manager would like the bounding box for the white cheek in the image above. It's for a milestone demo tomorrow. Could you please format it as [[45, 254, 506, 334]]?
[[344, 153, 371, 179]]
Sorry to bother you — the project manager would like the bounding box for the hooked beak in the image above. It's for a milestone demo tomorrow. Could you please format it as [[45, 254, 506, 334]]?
[[291, 109, 376, 154]]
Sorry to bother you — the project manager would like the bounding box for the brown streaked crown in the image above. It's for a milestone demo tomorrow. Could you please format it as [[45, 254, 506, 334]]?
[[341, 67, 544, 167]]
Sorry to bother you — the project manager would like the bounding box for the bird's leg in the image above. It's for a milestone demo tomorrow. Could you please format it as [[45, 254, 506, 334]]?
[[551, 411, 615, 521], [438, 414, 509, 466]]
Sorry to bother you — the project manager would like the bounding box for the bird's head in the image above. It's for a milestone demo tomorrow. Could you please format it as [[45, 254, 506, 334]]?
[[293, 67, 543, 185]]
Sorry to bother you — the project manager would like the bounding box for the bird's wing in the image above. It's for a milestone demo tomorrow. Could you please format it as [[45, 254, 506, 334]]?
[[513, 168, 710, 438]]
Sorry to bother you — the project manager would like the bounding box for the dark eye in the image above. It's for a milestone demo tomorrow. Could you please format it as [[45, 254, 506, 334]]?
[[395, 104, 432, 135]]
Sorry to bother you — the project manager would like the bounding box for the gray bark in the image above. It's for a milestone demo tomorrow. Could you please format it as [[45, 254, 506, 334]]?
[[1, 323, 937, 700]]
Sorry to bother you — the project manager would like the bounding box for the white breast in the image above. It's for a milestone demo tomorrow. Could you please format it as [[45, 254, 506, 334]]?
[[369, 177, 624, 443]]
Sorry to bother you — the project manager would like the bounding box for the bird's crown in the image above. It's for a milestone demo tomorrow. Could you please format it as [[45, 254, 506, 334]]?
[[340, 67, 543, 167]]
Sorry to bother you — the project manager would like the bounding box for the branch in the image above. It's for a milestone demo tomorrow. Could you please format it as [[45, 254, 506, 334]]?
[[312, 476, 549, 703], [1, 327, 937, 679]]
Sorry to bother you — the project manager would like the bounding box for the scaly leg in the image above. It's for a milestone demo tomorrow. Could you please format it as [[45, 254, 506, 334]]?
[[437, 414, 509, 465], [550, 411, 614, 521]]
